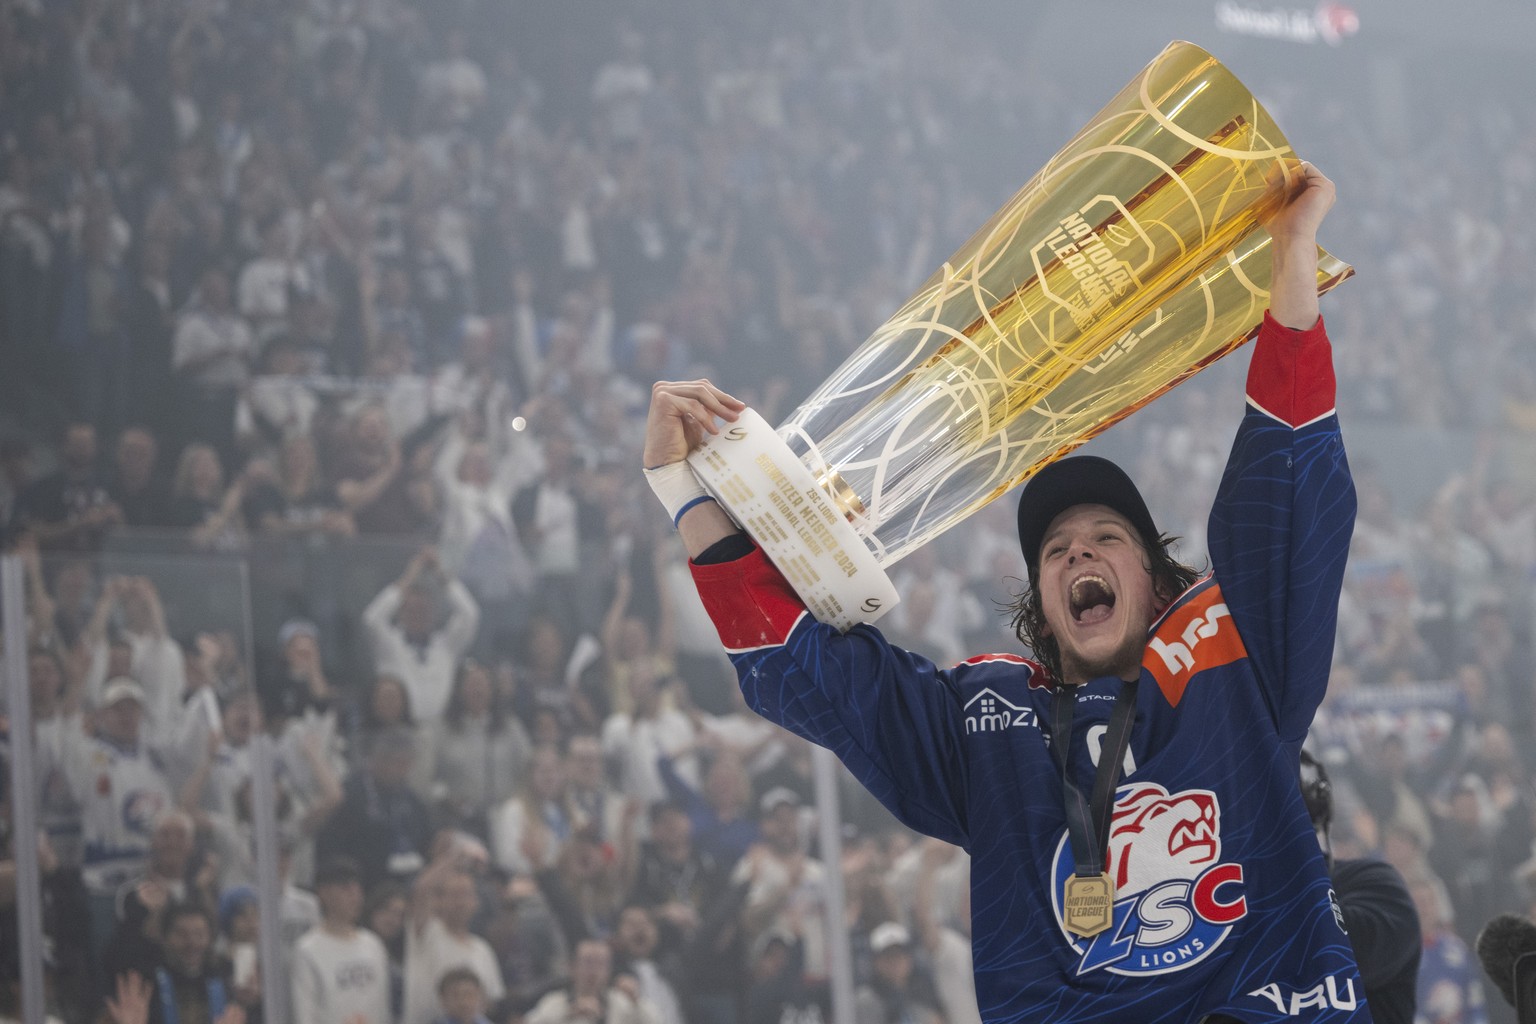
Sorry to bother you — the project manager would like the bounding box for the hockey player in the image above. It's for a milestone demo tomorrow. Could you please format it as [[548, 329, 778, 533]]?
[[643, 163, 1362, 1022]]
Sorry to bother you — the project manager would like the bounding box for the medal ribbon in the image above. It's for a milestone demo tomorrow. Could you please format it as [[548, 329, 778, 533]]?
[[1052, 679, 1140, 879]]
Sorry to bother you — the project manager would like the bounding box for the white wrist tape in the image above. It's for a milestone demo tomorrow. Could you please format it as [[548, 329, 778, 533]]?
[[644, 462, 715, 526]]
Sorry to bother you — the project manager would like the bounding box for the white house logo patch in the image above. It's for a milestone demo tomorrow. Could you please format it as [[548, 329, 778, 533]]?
[[1052, 782, 1248, 976], [962, 688, 1040, 735]]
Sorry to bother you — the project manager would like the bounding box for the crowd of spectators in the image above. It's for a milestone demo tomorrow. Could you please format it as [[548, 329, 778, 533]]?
[[0, 0, 1533, 1022]]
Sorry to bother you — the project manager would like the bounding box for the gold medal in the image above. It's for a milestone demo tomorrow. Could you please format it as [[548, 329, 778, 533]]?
[[1052, 682, 1136, 942], [1063, 873, 1115, 938]]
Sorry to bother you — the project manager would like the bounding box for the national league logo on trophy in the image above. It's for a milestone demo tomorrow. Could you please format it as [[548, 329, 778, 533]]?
[[686, 41, 1353, 631]]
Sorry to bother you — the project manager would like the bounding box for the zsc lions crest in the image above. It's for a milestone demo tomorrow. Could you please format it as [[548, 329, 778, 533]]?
[[1051, 782, 1248, 976]]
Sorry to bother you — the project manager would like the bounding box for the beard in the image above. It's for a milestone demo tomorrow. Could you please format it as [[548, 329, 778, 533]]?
[[1057, 629, 1146, 685]]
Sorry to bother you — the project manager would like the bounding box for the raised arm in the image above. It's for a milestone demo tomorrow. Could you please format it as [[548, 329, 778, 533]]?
[[651, 541, 679, 663], [511, 272, 544, 396], [1209, 162, 1356, 741], [599, 568, 633, 660], [1265, 161, 1335, 331], [365, 547, 436, 633], [641, 380, 973, 846], [441, 574, 481, 657], [19, 537, 57, 647], [178, 729, 221, 816], [407, 845, 457, 934], [81, 576, 123, 652], [295, 727, 344, 836], [433, 419, 468, 494]]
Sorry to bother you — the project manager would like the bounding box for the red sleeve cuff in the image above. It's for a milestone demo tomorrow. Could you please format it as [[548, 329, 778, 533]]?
[[1245, 311, 1337, 428], [689, 544, 808, 651]]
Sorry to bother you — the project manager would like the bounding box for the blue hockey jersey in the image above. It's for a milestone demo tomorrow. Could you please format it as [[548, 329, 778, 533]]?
[[688, 314, 1364, 1023]]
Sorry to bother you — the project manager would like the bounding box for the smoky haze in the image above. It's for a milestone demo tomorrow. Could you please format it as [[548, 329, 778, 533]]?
[[0, 1, 1531, 1022]]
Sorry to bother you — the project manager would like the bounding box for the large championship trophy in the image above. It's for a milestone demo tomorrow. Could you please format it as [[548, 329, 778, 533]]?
[[687, 41, 1353, 631]]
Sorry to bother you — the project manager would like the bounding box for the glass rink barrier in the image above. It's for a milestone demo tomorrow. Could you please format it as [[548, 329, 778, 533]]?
[[3, 526, 975, 1024], [1, 543, 289, 1024]]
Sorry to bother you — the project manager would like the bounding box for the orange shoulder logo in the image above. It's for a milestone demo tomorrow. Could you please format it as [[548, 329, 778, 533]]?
[[1143, 584, 1247, 707]]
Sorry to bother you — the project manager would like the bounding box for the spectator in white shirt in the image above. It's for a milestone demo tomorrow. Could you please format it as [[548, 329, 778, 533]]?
[[433, 378, 539, 635], [912, 840, 981, 1024], [293, 856, 393, 1024], [601, 664, 696, 812], [427, 660, 533, 830], [525, 938, 659, 1024], [598, 558, 676, 719], [611, 905, 684, 1024], [235, 335, 319, 454], [173, 272, 251, 391], [420, 28, 487, 127], [350, 341, 433, 441], [183, 719, 343, 893], [491, 746, 575, 877], [565, 733, 629, 847], [590, 30, 654, 145], [403, 844, 507, 1024], [171, 268, 254, 455], [430, 316, 514, 423], [236, 218, 309, 337], [734, 790, 828, 984], [56, 677, 175, 948], [82, 576, 191, 758], [511, 433, 602, 630], [364, 545, 481, 722], [347, 674, 422, 775]]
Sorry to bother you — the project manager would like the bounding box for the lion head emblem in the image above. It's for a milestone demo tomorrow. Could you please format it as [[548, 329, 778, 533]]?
[[1105, 783, 1220, 896]]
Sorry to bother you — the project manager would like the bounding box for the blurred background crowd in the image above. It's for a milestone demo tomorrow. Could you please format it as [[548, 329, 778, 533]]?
[[0, 0, 1532, 1022]]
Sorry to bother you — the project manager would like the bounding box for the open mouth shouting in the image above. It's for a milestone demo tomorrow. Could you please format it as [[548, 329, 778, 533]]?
[[1070, 573, 1117, 626]]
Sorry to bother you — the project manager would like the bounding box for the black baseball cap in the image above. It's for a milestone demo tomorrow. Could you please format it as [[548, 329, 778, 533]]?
[[1017, 456, 1160, 577]]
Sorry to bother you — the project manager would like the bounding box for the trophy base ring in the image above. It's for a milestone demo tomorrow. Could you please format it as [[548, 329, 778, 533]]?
[[687, 408, 899, 633]]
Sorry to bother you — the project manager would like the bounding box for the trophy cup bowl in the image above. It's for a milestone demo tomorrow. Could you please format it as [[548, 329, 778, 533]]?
[[686, 40, 1353, 631]]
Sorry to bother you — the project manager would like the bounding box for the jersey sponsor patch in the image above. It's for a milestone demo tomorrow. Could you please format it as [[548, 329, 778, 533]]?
[[1052, 782, 1248, 976], [1248, 976, 1361, 1016], [1142, 583, 1247, 707], [962, 687, 1041, 735]]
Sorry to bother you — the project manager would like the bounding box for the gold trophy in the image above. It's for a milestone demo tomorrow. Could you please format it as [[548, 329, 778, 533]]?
[[688, 40, 1353, 631]]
